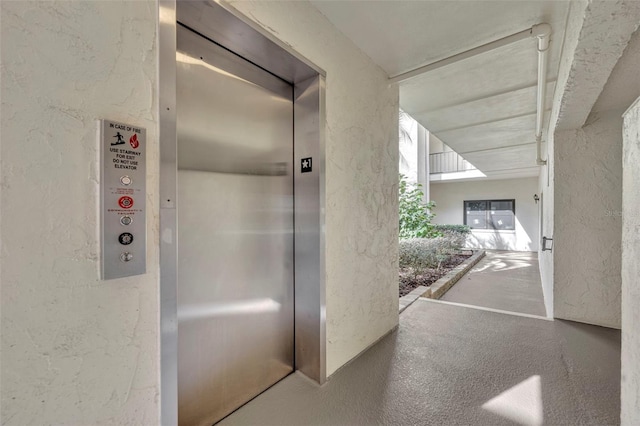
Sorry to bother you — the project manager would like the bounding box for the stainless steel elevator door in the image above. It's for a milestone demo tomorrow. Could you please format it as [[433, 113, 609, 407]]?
[[176, 25, 294, 426]]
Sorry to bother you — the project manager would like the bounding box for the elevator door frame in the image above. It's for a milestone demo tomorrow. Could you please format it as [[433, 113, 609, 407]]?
[[158, 1, 327, 425]]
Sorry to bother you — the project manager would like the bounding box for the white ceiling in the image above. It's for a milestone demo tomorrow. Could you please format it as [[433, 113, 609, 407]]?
[[311, 0, 572, 180]]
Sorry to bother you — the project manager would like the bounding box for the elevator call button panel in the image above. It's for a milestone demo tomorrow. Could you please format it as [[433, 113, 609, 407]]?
[[100, 119, 146, 280]]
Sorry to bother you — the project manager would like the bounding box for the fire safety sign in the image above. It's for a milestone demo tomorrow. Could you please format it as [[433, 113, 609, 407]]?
[[100, 119, 146, 280]]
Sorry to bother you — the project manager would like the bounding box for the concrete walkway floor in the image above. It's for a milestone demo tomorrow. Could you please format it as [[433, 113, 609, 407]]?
[[221, 300, 620, 425], [441, 251, 546, 317]]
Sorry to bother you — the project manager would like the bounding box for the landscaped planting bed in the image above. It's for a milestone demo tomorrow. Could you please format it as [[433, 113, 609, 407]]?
[[398, 228, 472, 297], [397, 171, 473, 297], [399, 251, 472, 297]]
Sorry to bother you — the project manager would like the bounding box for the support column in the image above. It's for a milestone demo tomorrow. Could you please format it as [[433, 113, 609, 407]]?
[[622, 97, 640, 425], [417, 125, 429, 202], [553, 113, 623, 329]]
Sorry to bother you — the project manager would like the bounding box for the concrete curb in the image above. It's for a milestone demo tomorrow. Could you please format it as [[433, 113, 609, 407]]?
[[422, 250, 486, 300], [399, 285, 429, 313]]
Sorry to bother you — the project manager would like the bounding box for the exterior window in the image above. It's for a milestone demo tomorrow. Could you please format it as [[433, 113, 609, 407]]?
[[464, 199, 515, 230]]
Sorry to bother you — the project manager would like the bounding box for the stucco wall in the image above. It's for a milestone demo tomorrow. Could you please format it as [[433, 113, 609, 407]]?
[[1, 0, 399, 422], [621, 97, 640, 426], [538, 133, 555, 318], [538, 2, 640, 325], [1, 1, 160, 424], [553, 112, 623, 329], [221, 0, 401, 377], [430, 178, 539, 252]]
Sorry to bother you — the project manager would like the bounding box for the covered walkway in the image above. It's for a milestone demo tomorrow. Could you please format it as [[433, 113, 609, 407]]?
[[441, 251, 546, 317], [222, 300, 620, 425]]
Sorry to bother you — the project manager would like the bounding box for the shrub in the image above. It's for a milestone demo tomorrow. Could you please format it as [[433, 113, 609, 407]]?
[[399, 238, 442, 272], [399, 174, 438, 239], [399, 234, 465, 276], [432, 224, 470, 251], [432, 224, 471, 235]]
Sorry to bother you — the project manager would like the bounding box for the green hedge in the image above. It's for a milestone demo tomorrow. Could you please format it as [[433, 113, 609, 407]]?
[[432, 224, 471, 235], [399, 234, 467, 276]]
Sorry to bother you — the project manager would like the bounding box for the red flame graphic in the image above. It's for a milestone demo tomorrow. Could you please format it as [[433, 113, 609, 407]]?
[[129, 134, 139, 149]]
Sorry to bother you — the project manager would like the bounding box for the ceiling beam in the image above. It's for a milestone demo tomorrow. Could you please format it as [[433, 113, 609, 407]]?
[[409, 80, 556, 117], [550, 0, 640, 132], [390, 24, 549, 84], [458, 142, 537, 156], [481, 166, 541, 173], [430, 111, 553, 134]]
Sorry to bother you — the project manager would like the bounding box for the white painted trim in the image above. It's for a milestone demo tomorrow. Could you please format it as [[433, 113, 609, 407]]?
[[416, 297, 553, 321]]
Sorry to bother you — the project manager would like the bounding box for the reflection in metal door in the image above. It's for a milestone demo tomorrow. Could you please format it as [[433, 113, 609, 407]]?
[[176, 24, 294, 426]]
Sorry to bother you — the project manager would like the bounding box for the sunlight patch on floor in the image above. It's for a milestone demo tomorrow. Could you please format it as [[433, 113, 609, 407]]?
[[482, 375, 543, 426], [471, 259, 532, 273]]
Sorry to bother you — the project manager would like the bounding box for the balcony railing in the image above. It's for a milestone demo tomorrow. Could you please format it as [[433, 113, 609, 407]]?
[[429, 151, 477, 174]]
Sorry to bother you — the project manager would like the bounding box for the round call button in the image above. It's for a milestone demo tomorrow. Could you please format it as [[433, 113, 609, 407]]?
[[118, 196, 134, 209], [119, 232, 134, 245], [120, 252, 133, 262]]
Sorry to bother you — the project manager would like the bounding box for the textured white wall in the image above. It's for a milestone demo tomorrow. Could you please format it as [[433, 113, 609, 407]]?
[[538, 133, 554, 318], [553, 112, 623, 329], [225, 0, 400, 376], [430, 178, 539, 252], [1, 1, 159, 425], [621, 97, 640, 426], [541, 3, 640, 330], [535, 0, 588, 321]]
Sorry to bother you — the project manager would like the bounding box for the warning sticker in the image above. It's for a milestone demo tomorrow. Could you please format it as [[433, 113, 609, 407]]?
[[109, 147, 141, 171], [112, 132, 126, 146], [130, 134, 139, 149]]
